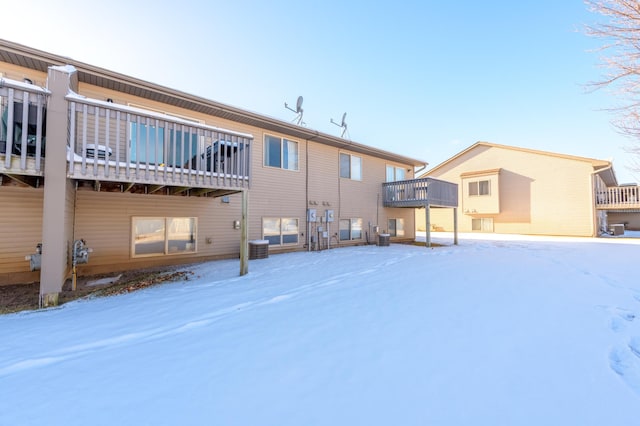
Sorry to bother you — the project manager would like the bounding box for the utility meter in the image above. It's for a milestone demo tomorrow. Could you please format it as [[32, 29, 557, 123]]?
[[308, 208, 317, 222], [325, 209, 334, 222]]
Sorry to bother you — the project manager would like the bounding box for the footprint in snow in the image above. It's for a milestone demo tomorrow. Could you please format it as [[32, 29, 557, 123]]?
[[609, 343, 640, 395], [601, 306, 636, 332]]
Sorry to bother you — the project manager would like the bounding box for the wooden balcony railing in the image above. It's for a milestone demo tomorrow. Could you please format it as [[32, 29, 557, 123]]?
[[65, 94, 252, 191], [596, 185, 640, 209], [2, 79, 252, 192], [382, 177, 458, 208], [0, 77, 49, 176]]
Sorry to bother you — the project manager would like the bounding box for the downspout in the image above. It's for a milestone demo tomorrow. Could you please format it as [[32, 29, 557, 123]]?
[[305, 135, 317, 252], [306, 137, 310, 251], [590, 164, 613, 237]]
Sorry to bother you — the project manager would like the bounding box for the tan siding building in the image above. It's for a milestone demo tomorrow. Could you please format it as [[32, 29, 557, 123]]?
[[0, 39, 430, 304], [418, 142, 634, 237]]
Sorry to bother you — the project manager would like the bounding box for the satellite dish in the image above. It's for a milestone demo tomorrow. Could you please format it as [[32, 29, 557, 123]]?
[[284, 95, 305, 125], [331, 111, 349, 138]]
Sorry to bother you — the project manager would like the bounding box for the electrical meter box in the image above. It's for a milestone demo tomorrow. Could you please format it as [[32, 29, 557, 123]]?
[[307, 209, 317, 222], [325, 209, 334, 222]]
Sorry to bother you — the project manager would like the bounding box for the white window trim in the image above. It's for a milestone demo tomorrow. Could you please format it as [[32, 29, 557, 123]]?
[[386, 164, 406, 182], [131, 216, 197, 258], [263, 133, 299, 171], [262, 217, 300, 246], [340, 152, 362, 181], [471, 217, 494, 232], [339, 218, 363, 241], [468, 179, 490, 196]]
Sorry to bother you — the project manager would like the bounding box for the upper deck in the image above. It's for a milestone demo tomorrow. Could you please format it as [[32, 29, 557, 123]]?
[[1, 77, 251, 196], [382, 177, 458, 208]]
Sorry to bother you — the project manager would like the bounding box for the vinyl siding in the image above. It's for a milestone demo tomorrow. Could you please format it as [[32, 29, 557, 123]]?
[[421, 145, 597, 236], [1, 74, 419, 284], [0, 186, 43, 284], [0, 64, 48, 88], [73, 190, 242, 276], [249, 132, 307, 249]]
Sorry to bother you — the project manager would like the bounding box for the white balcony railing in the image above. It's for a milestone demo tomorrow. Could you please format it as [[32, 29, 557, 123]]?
[[66, 93, 252, 190], [596, 185, 640, 209], [0, 77, 49, 175]]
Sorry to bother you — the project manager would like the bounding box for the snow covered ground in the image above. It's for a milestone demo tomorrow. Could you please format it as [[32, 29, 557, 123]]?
[[1, 233, 639, 425]]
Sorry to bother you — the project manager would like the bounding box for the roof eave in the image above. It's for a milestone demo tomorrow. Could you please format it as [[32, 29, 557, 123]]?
[[0, 38, 426, 168]]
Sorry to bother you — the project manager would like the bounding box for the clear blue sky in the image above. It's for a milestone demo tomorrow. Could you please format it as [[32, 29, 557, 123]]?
[[3, 0, 637, 182]]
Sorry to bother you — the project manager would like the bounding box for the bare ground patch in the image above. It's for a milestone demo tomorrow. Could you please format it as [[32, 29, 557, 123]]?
[[0, 267, 193, 314]]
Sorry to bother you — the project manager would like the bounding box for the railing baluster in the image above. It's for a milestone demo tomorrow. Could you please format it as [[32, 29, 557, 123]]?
[[93, 105, 99, 177], [4, 88, 14, 169], [125, 113, 131, 179], [163, 121, 168, 182], [104, 108, 110, 178], [20, 91, 29, 170], [115, 110, 121, 178], [171, 122, 177, 182], [144, 116, 150, 180], [35, 94, 43, 172], [135, 115, 141, 179], [81, 104, 88, 175], [68, 102, 76, 175], [180, 124, 186, 183], [154, 119, 160, 181]]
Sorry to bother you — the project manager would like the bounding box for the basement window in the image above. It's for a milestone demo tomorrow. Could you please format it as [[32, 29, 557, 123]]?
[[132, 217, 197, 257], [263, 217, 299, 245], [339, 218, 363, 240], [471, 217, 493, 232]]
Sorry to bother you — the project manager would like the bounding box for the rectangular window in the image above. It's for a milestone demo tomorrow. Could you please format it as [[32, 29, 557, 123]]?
[[339, 218, 363, 241], [340, 153, 362, 180], [469, 180, 490, 196], [264, 135, 298, 170], [388, 218, 405, 237], [386, 165, 406, 182], [471, 217, 493, 232], [263, 217, 299, 245], [133, 217, 197, 257]]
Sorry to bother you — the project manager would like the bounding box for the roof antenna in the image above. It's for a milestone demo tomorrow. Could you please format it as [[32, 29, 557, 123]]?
[[331, 112, 349, 138], [284, 95, 305, 126]]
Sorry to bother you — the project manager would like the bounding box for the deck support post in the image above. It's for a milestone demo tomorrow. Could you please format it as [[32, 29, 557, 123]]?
[[425, 203, 431, 248], [453, 207, 458, 245], [39, 66, 78, 307], [239, 189, 249, 276]]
